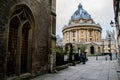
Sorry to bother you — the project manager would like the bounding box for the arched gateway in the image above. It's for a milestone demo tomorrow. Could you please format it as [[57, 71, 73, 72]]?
[[90, 46, 94, 54], [7, 5, 34, 76]]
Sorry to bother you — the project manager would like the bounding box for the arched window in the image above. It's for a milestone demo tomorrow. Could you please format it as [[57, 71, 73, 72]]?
[[7, 5, 34, 76]]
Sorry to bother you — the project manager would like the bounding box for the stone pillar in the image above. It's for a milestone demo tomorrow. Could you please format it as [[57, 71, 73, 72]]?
[[95, 30, 97, 42], [70, 31, 71, 42], [84, 29, 85, 41], [77, 29, 79, 42], [76, 30, 78, 42], [99, 31, 102, 42], [79, 30, 81, 42], [93, 30, 95, 42], [94, 30, 95, 42], [68, 31, 70, 43], [87, 29, 89, 42], [85, 29, 87, 42]]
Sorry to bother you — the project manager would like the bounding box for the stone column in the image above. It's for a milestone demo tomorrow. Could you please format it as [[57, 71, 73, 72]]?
[[70, 31, 72, 43], [69, 31, 70, 43], [76, 29, 77, 42], [98, 31, 100, 42], [93, 30, 95, 42], [95, 30, 96, 42], [87, 29, 89, 42], [79, 29, 81, 42], [99, 31, 101, 42], [84, 29, 86, 42], [69, 31, 71, 43]]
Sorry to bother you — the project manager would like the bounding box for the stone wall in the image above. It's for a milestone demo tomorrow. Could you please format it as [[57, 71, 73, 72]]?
[[0, 0, 56, 79], [0, 0, 18, 79]]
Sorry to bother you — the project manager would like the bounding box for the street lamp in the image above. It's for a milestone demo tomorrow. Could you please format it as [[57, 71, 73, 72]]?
[[110, 20, 114, 27]]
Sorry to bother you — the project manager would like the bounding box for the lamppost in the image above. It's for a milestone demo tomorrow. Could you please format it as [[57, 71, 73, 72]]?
[[110, 20, 114, 27]]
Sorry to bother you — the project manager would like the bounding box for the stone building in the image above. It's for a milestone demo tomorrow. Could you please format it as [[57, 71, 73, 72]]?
[[0, 0, 56, 79], [62, 3, 102, 54], [102, 31, 117, 54], [113, 0, 120, 63]]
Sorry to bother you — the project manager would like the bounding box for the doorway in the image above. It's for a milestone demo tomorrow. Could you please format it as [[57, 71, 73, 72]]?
[[90, 46, 94, 54]]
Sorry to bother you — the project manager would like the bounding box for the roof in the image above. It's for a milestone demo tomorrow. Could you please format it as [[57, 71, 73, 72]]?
[[71, 3, 92, 20], [62, 3, 102, 30]]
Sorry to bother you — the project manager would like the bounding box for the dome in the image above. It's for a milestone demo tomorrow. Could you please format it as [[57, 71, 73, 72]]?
[[71, 3, 92, 20]]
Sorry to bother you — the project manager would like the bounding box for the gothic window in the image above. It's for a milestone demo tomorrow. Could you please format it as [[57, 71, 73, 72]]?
[[21, 22, 30, 73], [7, 17, 19, 76], [7, 6, 33, 76]]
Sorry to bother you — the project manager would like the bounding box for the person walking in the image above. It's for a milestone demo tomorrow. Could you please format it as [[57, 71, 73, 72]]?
[[81, 53, 86, 64]]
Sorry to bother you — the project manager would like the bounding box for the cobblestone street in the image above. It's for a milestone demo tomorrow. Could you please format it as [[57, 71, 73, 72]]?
[[33, 56, 119, 80]]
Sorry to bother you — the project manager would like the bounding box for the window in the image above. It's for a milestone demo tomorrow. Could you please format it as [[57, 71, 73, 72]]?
[[73, 39, 75, 42], [7, 6, 34, 76], [81, 31, 83, 34], [73, 31, 76, 37], [109, 35, 111, 38], [90, 38, 92, 41], [108, 44, 110, 48], [67, 40, 68, 42], [90, 31, 92, 36], [81, 38, 84, 41]]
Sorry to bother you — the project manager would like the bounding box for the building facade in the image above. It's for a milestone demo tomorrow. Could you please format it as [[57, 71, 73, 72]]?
[[102, 31, 117, 54], [62, 3, 102, 54], [0, 0, 56, 79], [113, 0, 120, 63]]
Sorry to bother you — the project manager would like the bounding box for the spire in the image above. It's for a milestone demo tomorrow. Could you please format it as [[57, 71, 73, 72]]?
[[78, 3, 83, 9]]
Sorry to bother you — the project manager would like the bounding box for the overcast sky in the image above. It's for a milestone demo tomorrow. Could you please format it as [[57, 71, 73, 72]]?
[[56, 0, 115, 39]]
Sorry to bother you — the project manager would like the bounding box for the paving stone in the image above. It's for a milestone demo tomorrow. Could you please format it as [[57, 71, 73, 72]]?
[[32, 56, 119, 80]]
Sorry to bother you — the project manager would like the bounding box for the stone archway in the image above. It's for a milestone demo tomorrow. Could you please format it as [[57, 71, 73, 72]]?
[[90, 46, 94, 54], [7, 5, 34, 76], [98, 47, 100, 54]]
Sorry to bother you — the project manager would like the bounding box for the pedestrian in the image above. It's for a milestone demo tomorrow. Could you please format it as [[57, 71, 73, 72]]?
[[81, 53, 86, 64], [109, 53, 112, 60], [116, 52, 118, 59]]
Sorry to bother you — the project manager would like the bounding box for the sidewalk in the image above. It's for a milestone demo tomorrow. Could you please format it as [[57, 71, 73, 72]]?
[[32, 56, 120, 80]]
